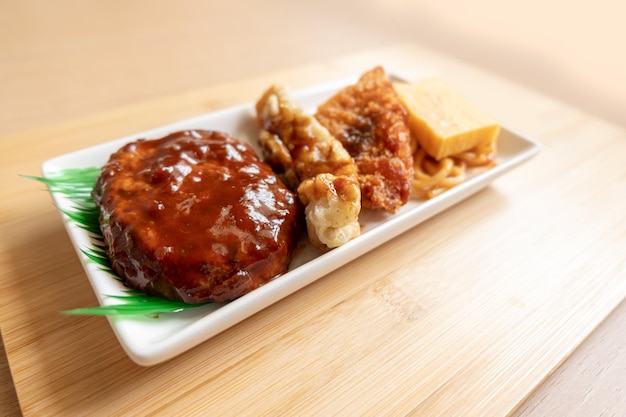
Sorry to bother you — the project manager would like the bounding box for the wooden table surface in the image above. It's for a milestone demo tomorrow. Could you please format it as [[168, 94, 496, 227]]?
[[2, 2, 625, 416]]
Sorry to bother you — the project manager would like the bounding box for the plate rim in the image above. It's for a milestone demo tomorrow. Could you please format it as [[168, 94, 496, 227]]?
[[42, 72, 541, 366]]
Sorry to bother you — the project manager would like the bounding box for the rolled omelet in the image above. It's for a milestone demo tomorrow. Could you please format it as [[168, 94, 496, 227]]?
[[394, 77, 500, 161]]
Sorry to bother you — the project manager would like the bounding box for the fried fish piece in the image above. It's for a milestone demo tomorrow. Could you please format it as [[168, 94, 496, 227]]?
[[315, 66, 414, 213], [256, 85, 361, 249]]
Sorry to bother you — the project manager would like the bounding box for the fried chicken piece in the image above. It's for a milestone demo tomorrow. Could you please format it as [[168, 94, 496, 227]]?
[[256, 85, 361, 249], [315, 66, 414, 213]]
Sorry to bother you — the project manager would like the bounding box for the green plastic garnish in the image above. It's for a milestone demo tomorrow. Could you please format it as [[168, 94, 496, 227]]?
[[26, 168, 210, 317]]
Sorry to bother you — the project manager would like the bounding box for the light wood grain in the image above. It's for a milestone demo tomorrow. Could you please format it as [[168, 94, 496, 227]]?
[[513, 299, 626, 417], [1, 44, 625, 416], [2, 1, 626, 415], [0, 332, 20, 417]]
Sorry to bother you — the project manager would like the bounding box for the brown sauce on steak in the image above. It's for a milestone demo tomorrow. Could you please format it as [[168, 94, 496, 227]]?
[[93, 130, 302, 303]]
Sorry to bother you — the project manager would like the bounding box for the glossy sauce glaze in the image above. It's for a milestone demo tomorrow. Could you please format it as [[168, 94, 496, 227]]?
[[93, 130, 302, 303]]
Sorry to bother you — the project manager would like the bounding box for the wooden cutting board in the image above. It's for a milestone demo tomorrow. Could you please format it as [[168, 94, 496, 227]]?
[[1, 45, 625, 416]]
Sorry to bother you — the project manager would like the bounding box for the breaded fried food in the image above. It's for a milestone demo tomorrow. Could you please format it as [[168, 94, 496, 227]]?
[[256, 85, 361, 249], [315, 66, 414, 213]]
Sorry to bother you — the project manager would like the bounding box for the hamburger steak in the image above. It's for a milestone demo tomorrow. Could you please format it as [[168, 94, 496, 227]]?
[[92, 130, 302, 303]]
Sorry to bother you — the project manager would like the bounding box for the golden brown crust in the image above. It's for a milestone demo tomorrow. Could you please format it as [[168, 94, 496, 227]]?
[[315, 66, 414, 213], [255, 85, 361, 249]]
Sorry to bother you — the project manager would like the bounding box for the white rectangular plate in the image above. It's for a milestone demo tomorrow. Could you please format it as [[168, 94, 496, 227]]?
[[43, 74, 540, 366]]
